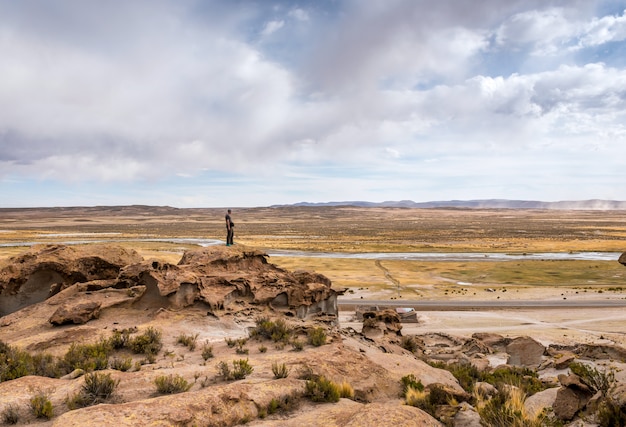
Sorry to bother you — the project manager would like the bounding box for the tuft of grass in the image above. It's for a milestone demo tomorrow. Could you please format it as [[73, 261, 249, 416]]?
[[400, 336, 421, 353], [176, 333, 199, 351], [218, 359, 254, 381], [201, 341, 214, 361], [1, 404, 19, 425], [154, 374, 191, 394], [305, 376, 341, 403], [338, 380, 354, 399], [29, 390, 54, 419], [291, 339, 304, 352], [401, 374, 424, 396], [271, 362, 290, 379], [68, 372, 119, 408], [307, 327, 327, 347], [110, 356, 133, 372], [477, 387, 546, 427]]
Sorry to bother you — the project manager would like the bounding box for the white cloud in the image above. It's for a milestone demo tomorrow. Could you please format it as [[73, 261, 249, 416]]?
[[261, 20, 285, 37], [1, 0, 626, 206]]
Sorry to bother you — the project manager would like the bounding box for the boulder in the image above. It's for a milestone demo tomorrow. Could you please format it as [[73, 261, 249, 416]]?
[[453, 402, 482, 427], [619, 252, 626, 266], [362, 309, 403, 338], [524, 387, 559, 419], [506, 336, 545, 367], [553, 386, 594, 421], [49, 301, 101, 325]]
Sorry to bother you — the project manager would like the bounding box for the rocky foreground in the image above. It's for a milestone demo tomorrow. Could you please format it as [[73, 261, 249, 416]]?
[[0, 244, 625, 426]]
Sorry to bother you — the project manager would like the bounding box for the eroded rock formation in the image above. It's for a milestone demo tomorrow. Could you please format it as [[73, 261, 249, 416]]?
[[0, 244, 340, 321]]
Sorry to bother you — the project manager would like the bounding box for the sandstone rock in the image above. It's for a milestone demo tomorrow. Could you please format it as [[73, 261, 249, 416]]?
[[49, 301, 101, 325], [618, 251, 626, 266], [453, 402, 481, 427], [506, 336, 545, 367], [574, 343, 626, 361], [0, 244, 142, 316], [524, 387, 558, 419], [474, 381, 497, 399], [362, 309, 402, 338], [471, 332, 510, 349], [554, 351, 577, 369], [553, 386, 593, 421], [117, 246, 340, 319]]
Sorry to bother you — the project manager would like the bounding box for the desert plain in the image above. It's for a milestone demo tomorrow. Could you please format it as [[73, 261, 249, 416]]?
[[1, 205, 625, 346]]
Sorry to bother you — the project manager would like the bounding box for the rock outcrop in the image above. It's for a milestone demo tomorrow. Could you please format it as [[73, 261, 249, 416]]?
[[0, 244, 142, 316], [0, 244, 340, 321]]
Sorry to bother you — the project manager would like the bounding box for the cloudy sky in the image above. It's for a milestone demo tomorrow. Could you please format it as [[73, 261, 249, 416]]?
[[1, 0, 626, 208]]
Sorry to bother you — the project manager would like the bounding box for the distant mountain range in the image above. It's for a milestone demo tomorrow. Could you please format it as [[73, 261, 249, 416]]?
[[281, 199, 626, 210]]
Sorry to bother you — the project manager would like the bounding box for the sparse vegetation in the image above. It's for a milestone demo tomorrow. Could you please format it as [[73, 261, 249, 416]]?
[[250, 317, 292, 343], [154, 374, 191, 394], [291, 339, 304, 351], [476, 387, 547, 427], [68, 372, 119, 408], [110, 356, 133, 372], [201, 341, 214, 361], [272, 362, 290, 379], [307, 327, 327, 347], [176, 333, 199, 351], [401, 373, 424, 396], [305, 375, 341, 403], [61, 338, 112, 373], [128, 327, 163, 355], [29, 389, 54, 419], [1, 404, 19, 425], [218, 359, 254, 381]]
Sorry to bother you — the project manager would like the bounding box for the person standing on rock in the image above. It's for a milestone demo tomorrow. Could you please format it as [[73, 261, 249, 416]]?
[[225, 209, 234, 246]]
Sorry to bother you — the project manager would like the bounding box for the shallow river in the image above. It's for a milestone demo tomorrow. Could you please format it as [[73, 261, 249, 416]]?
[[0, 237, 620, 262]]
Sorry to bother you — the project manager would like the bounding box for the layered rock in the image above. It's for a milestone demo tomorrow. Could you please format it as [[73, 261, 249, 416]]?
[[0, 244, 142, 316], [0, 244, 340, 322]]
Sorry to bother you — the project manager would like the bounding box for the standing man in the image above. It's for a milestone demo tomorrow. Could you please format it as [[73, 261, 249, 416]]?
[[225, 209, 234, 246]]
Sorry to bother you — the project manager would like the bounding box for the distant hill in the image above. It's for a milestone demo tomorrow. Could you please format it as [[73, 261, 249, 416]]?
[[281, 199, 626, 210]]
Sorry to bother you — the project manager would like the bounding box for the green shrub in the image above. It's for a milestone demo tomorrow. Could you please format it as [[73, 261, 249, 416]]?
[[218, 359, 254, 380], [307, 327, 327, 347], [0, 342, 35, 381], [29, 390, 53, 419], [154, 374, 191, 394], [176, 333, 199, 351], [128, 327, 162, 355], [597, 396, 626, 427], [305, 376, 340, 403], [291, 339, 304, 351], [109, 328, 135, 349], [1, 404, 19, 424], [272, 362, 290, 379], [61, 339, 112, 373], [232, 359, 254, 380], [570, 362, 614, 395], [258, 345, 268, 353], [250, 317, 292, 343], [68, 372, 119, 408], [110, 356, 133, 372], [480, 366, 545, 396]]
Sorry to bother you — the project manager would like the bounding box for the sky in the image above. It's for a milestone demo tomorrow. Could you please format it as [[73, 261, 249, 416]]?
[[1, 0, 626, 208]]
